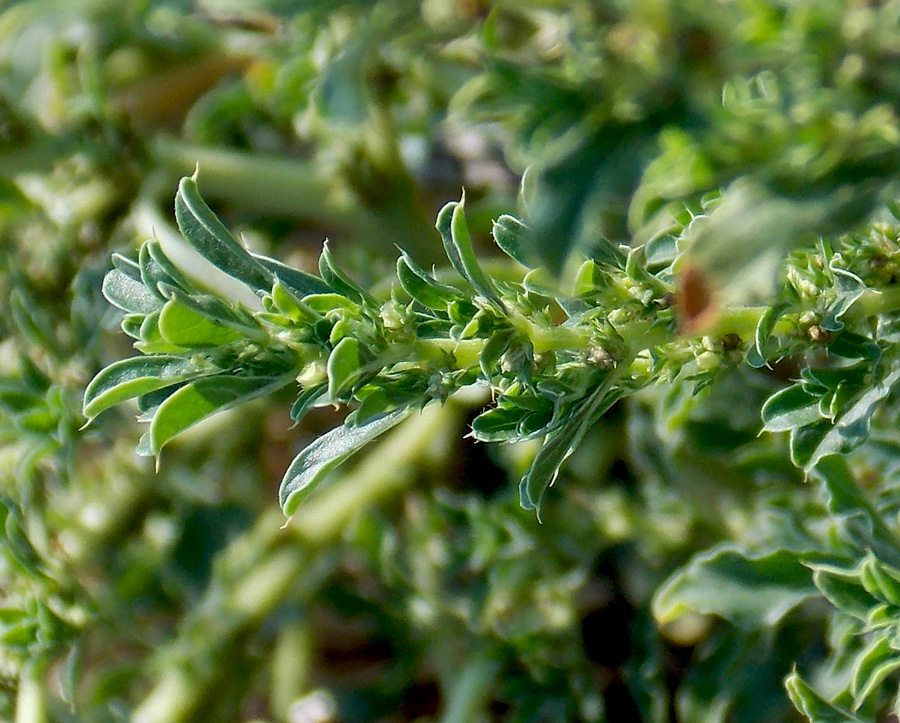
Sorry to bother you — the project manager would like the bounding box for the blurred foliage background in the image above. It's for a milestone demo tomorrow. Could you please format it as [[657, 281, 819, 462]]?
[[6, 1, 900, 721]]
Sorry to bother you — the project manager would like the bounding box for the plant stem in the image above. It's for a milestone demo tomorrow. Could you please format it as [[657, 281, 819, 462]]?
[[131, 402, 463, 723], [15, 664, 47, 723], [439, 652, 500, 723]]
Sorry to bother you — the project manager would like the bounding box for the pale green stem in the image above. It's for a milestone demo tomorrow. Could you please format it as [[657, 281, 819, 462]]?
[[15, 664, 47, 723], [132, 403, 462, 723], [439, 652, 500, 723]]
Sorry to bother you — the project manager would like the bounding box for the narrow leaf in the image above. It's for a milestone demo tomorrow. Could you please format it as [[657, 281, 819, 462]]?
[[158, 300, 244, 347], [83, 356, 203, 420], [174, 175, 273, 292], [318, 241, 374, 305], [436, 195, 500, 303], [785, 671, 866, 723], [253, 252, 331, 298], [492, 215, 535, 268], [150, 373, 292, 455], [761, 384, 821, 433], [101, 269, 161, 315], [280, 407, 415, 516], [327, 337, 361, 399], [653, 547, 817, 629]]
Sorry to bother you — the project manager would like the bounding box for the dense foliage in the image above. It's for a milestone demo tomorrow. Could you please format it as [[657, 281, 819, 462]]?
[[7, 1, 900, 721]]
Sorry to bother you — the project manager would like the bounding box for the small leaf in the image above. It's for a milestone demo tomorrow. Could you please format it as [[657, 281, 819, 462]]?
[[479, 328, 515, 379], [253, 252, 331, 298], [471, 405, 529, 442], [520, 381, 622, 511], [290, 385, 328, 423], [174, 175, 273, 292], [492, 215, 535, 268], [318, 241, 374, 305], [809, 566, 876, 621], [83, 356, 203, 420], [158, 300, 244, 348], [396, 251, 459, 310], [653, 547, 817, 629], [850, 635, 900, 709], [747, 302, 786, 368], [101, 269, 161, 315], [805, 365, 900, 470], [761, 384, 821, 433], [813, 455, 900, 568], [822, 265, 866, 333], [150, 373, 292, 455], [785, 671, 866, 723], [436, 195, 501, 303], [280, 407, 415, 516], [327, 337, 361, 400]]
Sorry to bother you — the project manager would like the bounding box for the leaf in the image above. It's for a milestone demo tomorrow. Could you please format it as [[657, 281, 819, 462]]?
[[519, 381, 622, 511], [290, 385, 328, 424], [158, 300, 244, 347], [653, 547, 817, 629], [149, 374, 292, 455], [492, 214, 535, 268], [813, 455, 900, 568], [822, 265, 866, 333], [83, 356, 203, 420], [471, 404, 529, 442], [479, 328, 515, 379], [174, 175, 273, 292], [761, 384, 822, 433], [396, 251, 459, 310], [850, 635, 900, 709], [101, 269, 161, 315], [252, 252, 332, 298], [785, 671, 866, 723], [808, 564, 876, 621], [804, 365, 900, 470], [327, 337, 360, 399], [747, 302, 786, 368], [318, 241, 374, 305], [280, 407, 415, 516], [436, 194, 501, 303]]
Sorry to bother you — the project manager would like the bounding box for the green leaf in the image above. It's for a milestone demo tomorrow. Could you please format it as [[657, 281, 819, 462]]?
[[761, 384, 822, 433], [318, 241, 374, 306], [822, 265, 866, 333], [808, 565, 875, 621], [83, 356, 204, 420], [747, 302, 786, 368], [252, 253, 331, 298], [280, 407, 415, 516], [804, 365, 900, 470], [785, 671, 866, 723], [471, 404, 529, 442], [146, 239, 199, 294], [149, 374, 292, 455], [102, 269, 162, 315], [290, 385, 328, 424], [327, 337, 361, 399], [653, 547, 817, 629], [158, 300, 244, 348], [813, 455, 900, 568], [396, 251, 459, 310], [519, 381, 622, 511], [492, 214, 535, 268], [850, 635, 900, 709], [479, 328, 515, 379], [436, 195, 501, 303], [174, 175, 273, 292]]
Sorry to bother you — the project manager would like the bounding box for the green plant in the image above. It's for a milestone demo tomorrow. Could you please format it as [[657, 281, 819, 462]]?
[[10, 1, 900, 721], [86, 166, 900, 719]]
